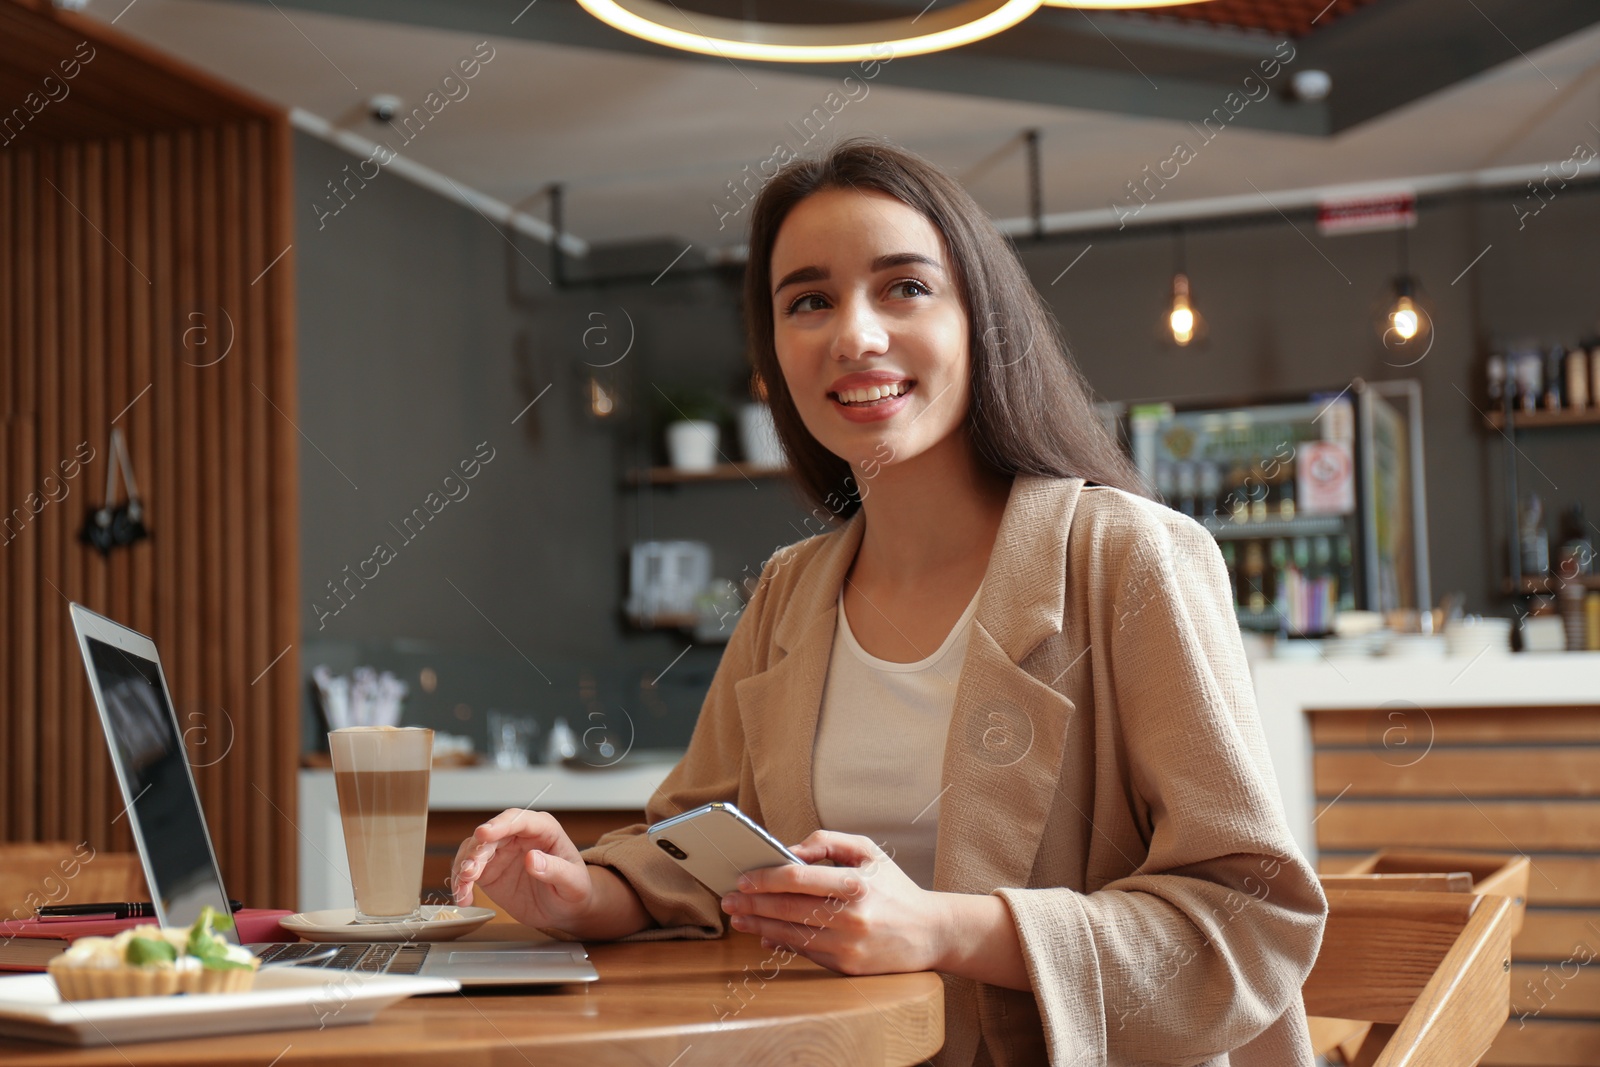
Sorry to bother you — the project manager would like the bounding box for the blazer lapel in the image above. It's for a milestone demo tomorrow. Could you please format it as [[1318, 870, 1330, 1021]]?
[[934, 476, 1085, 894], [732, 514, 865, 847], [731, 474, 1086, 891]]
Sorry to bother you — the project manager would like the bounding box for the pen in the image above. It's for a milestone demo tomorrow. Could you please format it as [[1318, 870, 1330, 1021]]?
[[34, 899, 243, 920]]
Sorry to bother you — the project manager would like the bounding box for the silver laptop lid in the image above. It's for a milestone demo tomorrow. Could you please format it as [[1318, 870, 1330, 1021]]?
[[69, 603, 238, 942]]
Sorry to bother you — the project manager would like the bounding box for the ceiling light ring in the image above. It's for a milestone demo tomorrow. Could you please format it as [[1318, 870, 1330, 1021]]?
[[576, 0, 1044, 63]]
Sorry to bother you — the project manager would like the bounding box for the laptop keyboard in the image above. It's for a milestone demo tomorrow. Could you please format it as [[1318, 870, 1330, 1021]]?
[[256, 941, 431, 974]]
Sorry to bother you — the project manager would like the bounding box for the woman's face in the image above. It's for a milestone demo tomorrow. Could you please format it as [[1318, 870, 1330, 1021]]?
[[769, 187, 971, 477]]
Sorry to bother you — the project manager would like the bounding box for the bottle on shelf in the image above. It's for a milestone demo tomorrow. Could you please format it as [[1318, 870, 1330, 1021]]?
[[1175, 461, 1198, 519], [1520, 494, 1550, 577], [1556, 503, 1594, 579], [1198, 461, 1221, 523], [1155, 461, 1176, 511], [1312, 536, 1335, 634], [1219, 541, 1238, 608], [1559, 580, 1587, 651], [1248, 457, 1269, 522], [1513, 347, 1542, 413], [1226, 459, 1249, 523], [1336, 535, 1356, 612], [1544, 345, 1567, 411], [1566, 345, 1591, 411], [1486, 352, 1506, 406], [1241, 541, 1267, 615], [1269, 538, 1289, 623], [1291, 538, 1312, 632], [1275, 456, 1297, 519], [1591, 344, 1600, 410]]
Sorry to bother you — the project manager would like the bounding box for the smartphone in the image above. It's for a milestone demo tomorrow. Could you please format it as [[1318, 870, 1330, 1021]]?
[[647, 802, 804, 897]]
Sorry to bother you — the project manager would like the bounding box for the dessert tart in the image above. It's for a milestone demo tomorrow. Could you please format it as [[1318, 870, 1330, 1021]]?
[[46, 906, 261, 1001]]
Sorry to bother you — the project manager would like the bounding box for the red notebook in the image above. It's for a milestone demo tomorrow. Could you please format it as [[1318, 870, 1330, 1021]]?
[[0, 910, 294, 972]]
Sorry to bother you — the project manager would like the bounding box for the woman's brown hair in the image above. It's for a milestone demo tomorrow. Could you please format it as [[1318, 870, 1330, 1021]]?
[[744, 136, 1146, 520]]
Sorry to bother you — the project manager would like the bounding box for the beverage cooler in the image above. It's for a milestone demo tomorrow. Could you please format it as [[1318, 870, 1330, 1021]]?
[[1124, 379, 1430, 637]]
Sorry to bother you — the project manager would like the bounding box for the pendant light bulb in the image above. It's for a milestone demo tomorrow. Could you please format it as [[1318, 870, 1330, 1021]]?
[[1375, 225, 1433, 364], [1389, 293, 1420, 342], [1375, 269, 1433, 365], [587, 375, 616, 418], [1169, 273, 1197, 347]]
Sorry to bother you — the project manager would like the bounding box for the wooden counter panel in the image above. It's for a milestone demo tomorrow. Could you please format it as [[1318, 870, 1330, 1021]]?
[[1483, 1017, 1600, 1065], [1316, 749, 1600, 799], [1309, 706, 1600, 747], [1316, 802, 1600, 853], [1514, 910, 1600, 961], [1312, 702, 1600, 1060], [1511, 963, 1600, 1019]]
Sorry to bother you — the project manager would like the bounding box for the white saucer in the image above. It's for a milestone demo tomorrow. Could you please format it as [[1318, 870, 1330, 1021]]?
[[278, 905, 497, 943]]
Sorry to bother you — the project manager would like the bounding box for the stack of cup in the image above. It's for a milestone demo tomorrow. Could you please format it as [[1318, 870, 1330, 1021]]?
[[1443, 616, 1512, 658]]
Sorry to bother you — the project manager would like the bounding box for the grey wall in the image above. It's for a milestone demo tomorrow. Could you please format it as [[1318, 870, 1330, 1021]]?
[[1022, 191, 1597, 618], [294, 129, 1596, 753], [293, 131, 816, 755]]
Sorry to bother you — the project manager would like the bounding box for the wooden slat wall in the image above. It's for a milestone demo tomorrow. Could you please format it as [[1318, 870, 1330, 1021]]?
[[1312, 704, 1600, 1067], [0, 120, 299, 909], [0, 0, 277, 144]]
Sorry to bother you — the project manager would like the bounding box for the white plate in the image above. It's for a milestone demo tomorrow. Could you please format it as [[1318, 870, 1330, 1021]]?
[[278, 905, 497, 943], [0, 967, 458, 1046]]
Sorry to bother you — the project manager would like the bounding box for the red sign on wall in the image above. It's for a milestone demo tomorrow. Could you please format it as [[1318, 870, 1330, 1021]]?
[[1316, 193, 1417, 235]]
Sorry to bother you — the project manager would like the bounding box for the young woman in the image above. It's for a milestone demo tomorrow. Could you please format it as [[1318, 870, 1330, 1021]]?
[[452, 139, 1326, 1066]]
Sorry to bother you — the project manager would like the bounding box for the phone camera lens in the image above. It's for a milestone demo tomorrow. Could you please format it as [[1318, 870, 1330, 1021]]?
[[655, 838, 687, 861]]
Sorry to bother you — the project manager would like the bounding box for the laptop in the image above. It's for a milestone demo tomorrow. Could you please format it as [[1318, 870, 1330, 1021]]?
[[68, 602, 599, 987]]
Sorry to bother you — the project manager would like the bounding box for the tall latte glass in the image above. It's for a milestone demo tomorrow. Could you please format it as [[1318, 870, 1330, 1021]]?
[[328, 726, 433, 923]]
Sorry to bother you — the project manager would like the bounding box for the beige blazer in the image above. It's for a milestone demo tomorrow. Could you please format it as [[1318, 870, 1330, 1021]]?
[[583, 475, 1327, 1067]]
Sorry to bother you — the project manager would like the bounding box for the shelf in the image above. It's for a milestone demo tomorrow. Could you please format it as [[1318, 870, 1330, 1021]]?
[[1502, 574, 1600, 595], [1483, 407, 1600, 430], [1235, 607, 1282, 630], [1234, 605, 1332, 637], [623, 610, 698, 629], [626, 462, 790, 486], [1201, 514, 1349, 540]]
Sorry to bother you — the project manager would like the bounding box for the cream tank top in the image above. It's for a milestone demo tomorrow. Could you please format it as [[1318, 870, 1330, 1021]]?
[[810, 580, 982, 890]]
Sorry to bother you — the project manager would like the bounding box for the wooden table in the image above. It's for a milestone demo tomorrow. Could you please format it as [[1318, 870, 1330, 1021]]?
[[0, 927, 945, 1066]]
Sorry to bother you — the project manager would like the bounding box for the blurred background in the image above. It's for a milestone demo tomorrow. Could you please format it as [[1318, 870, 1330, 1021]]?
[[4, 0, 1599, 921]]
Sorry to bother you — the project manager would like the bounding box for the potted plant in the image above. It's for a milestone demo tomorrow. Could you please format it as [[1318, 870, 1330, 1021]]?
[[738, 371, 785, 469], [654, 386, 729, 472]]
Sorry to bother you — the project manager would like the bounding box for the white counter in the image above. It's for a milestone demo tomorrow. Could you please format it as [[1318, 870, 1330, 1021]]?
[[1251, 651, 1600, 861], [294, 654, 1599, 908], [297, 755, 679, 912]]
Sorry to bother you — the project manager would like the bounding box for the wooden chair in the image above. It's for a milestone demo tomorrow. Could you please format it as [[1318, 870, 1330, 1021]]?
[[1319, 872, 1475, 894], [1308, 850, 1531, 1063], [1304, 889, 1515, 1067], [0, 842, 147, 920], [1331, 849, 1531, 933]]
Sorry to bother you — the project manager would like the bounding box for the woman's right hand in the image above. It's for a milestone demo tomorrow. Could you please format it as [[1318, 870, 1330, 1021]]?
[[450, 808, 598, 932]]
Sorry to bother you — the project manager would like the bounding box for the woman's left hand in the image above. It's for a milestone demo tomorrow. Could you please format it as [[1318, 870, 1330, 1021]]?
[[718, 830, 943, 975]]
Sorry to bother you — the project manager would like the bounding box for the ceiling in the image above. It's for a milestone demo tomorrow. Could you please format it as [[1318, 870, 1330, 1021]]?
[[77, 0, 1600, 251], [1142, 0, 1379, 36]]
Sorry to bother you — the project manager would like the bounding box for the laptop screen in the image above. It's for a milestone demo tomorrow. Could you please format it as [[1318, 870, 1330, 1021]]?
[[85, 636, 237, 938]]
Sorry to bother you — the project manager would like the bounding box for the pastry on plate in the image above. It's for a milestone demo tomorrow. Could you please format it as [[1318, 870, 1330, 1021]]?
[[47, 906, 261, 1001]]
